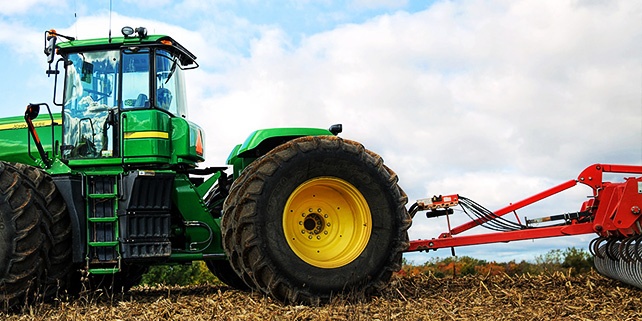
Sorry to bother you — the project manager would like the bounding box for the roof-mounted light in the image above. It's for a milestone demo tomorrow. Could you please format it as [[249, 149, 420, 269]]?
[[121, 26, 134, 37], [121, 26, 147, 38]]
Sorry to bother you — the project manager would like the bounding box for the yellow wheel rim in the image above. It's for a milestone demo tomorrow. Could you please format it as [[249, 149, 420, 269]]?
[[283, 177, 371, 269]]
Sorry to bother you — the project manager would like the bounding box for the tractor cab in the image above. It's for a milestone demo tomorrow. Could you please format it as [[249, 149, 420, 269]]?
[[46, 27, 203, 167]]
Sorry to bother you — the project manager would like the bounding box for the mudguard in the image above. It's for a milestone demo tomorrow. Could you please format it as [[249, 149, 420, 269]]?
[[227, 127, 334, 178]]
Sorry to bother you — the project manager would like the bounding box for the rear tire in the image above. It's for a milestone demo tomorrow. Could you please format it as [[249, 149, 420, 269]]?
[[12, 163, 73, 299], [0, 162, 50, 308], [222, 136, 410, 304]]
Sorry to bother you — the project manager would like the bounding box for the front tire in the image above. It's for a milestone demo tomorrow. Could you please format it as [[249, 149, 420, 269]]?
[[222, 136, 410, 304]]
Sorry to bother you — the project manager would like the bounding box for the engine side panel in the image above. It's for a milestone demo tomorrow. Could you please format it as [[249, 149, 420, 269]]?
[[0, 114, 61, 166]]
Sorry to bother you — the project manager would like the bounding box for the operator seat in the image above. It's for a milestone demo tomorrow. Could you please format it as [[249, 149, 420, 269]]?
[[134, 94, 149, 108]]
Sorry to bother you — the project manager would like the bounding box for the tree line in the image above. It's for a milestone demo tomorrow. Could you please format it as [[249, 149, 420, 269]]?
[[398, 247, 593, 278], [139, 247, 594, 286]]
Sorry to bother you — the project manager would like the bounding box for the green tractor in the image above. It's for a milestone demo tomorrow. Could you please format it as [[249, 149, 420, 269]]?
[[0, 27, 410, 307]]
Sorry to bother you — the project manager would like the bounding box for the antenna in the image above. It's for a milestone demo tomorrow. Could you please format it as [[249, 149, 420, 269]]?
[[73, 0, 78, 39], [108, 0, 113, 43]]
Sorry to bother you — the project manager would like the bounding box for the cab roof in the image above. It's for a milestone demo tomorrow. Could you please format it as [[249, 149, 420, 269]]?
[[56, 34, 198, 68]]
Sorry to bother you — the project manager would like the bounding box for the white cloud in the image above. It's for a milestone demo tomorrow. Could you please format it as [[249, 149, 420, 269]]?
[[0, 21, 40, 55], [0, 0, 62, 15], [196, 1, 642, 177]]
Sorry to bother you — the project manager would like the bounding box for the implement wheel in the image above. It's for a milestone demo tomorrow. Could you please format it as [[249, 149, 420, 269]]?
[[221, 136, 410, 304]]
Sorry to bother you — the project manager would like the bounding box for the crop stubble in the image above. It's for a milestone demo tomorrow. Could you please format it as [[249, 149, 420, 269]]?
[[2, 271, 640, 320]]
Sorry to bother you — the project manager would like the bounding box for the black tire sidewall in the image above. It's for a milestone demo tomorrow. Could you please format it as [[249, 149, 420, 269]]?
[[0, 162, 48, 305], [258, 144, 399, 293], [0, 200, 18, 277]]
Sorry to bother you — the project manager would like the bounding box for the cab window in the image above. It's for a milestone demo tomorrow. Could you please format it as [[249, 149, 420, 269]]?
[[121, 48, 151, 109]]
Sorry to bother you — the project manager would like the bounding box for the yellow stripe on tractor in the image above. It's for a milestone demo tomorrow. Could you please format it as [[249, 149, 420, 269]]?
[[0, 119, 61, 131], [123, 131, 170, 139]]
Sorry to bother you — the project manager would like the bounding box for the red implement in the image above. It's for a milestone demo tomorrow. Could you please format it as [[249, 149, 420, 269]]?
[[406, 164, 642, 252]]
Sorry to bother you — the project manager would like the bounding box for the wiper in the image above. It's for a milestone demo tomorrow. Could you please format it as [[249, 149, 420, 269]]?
[[165, 58, 177, 84]]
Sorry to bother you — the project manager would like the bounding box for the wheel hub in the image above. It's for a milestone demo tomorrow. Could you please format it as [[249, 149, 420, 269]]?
[[301, 210, 330, 239], [283, 177, 371, 269]]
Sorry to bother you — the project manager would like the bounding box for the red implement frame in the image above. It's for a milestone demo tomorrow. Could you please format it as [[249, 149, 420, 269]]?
[[406, 164, 642, 252]]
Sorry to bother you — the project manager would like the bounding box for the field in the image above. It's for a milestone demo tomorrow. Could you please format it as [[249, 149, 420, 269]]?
[[1, 271, 640, 320]]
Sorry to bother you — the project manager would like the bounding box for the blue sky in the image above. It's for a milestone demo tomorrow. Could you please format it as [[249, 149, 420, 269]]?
[[1, 0, 642, 264]]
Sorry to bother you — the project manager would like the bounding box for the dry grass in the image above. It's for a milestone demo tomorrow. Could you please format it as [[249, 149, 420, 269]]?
[[2, 271, 640, 320]]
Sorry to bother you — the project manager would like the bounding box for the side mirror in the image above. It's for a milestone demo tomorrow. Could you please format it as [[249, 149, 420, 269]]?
[[44, 30, 57, 64]]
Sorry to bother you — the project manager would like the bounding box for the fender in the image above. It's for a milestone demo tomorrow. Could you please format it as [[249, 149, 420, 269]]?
[[52, 174, 86, 263], [227, 126, 340, 179]]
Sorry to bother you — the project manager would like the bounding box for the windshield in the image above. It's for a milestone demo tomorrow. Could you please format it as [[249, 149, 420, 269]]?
[[62, 50, 118, 159]]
